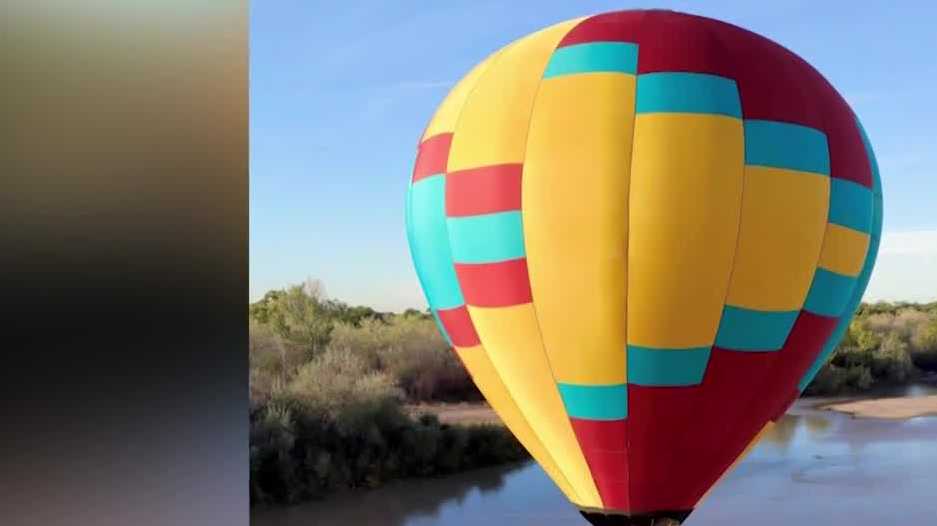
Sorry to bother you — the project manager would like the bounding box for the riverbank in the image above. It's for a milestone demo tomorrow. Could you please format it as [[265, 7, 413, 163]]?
[[253, 401, 937, 526], [407, 402, 502, 425], [820, 394, 937, 419], [250, 401, 528, 507], [409, 389, 937, 427]]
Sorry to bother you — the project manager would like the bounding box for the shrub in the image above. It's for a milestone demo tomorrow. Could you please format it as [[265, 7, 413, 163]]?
[[328, 317, 392, 368], [330, 313, 480, 401], [805, 363, 848, 396], [249, 400, 527, 506], [910, 317, 937, 369], [893, 309, 930, 339], [844, 364, 874, 391], [249, 321, 305, 406], [874, 332, 914, 382], [287, 347, 403, 421]]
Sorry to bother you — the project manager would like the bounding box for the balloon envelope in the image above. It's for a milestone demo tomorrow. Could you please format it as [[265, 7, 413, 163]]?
[[405, 9, 882, 526]]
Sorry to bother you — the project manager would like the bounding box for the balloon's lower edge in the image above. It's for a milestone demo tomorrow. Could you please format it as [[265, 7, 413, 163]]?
[[578, 508, 693, 526]]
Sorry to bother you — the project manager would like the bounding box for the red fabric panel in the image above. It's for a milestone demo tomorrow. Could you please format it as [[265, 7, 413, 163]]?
[[453, 259, 532, 307], [558, 10, 645, 47], [412, 133, 452, 182], [435, 305, 480, 347], [626, 385, 706, 511], [823, 97, 874, 188], [445, 164, 523, 217], [635, 11, 872, 187], [635, 12, 827, 129], [559, 10, 872, 188], [624, 348, 779, 511], [570, 418, 630, 510], [760, 311, 840, 421], [673, 349, 785, 505], [625, 309, 839, 512]]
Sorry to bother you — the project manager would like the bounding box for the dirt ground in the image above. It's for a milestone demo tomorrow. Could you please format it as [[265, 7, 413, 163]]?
[[409, 394, 937, 426], [820, 394, 937, 420], [406, 402, 502, 425]]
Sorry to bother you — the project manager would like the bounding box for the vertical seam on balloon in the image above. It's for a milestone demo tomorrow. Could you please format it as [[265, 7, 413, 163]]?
[[689, 76, 752, 504], [670, 25, 754, 504], [622, 16, 644, 512], [706, 80, 746, 382], [519, 16, 604, 508], [446, 36, 584, 505], [798, 128, 836, 324]]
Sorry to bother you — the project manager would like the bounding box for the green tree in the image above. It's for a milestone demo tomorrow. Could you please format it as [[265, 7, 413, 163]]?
[[910, 317, 937, 370], [874, 332, 913, 382], [266, 280, 336, 358], [249, 289, 284, 324], [854, 323, 882, 352], [331, 302, 380, 326]]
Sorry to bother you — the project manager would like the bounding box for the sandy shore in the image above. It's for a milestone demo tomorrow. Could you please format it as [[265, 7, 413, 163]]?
[[820, 394, 937, 420], [410, 394, 937, 425], [407, 402, 501, 425]]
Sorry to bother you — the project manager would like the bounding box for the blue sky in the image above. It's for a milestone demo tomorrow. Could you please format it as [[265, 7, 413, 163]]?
[[251, 1, 937, 310]]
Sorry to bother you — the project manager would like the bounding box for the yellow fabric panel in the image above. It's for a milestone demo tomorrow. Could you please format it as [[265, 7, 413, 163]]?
[[420, 50, 502, 141], [522, 73, 633, 384], [446, 18, 584, 171], [454, 345, 580, 504], [725, 166, 830, 310], [628, 114, 744, 348], [467, 303, 602, 507], [697, 421, 774, 505], [817, 223, 870, 277]]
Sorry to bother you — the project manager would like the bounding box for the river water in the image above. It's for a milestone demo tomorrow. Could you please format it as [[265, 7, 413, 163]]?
[[253, 387, 937, 526]]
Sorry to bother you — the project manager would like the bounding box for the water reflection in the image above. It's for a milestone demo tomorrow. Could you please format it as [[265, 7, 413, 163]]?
[[760, 412, 833, 453], [250, 462, 532, 526], [254, 392, 937, 526]]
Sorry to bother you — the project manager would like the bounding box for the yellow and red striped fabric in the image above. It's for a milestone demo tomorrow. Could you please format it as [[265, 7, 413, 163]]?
[[405, 9, 882, 526]]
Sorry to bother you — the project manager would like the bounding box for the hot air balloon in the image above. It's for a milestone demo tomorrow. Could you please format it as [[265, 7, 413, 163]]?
[[405, 9, 882, 526]]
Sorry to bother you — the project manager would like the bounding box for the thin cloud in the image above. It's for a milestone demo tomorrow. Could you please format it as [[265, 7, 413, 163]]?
[[865, 230, 937, 303], [393, 80, 454, 90], [877, 230, 937, 255], [844, 91, 890, 106]]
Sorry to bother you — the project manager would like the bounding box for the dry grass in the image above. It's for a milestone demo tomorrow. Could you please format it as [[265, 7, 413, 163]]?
[[407, 402, 502, 426], [286, 347, 402, 418]]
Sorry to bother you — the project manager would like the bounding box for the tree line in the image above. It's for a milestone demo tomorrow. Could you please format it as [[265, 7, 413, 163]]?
[[805, 300, 937, 395], [248, 279, 937, 505], [249, 280, 518, 507]]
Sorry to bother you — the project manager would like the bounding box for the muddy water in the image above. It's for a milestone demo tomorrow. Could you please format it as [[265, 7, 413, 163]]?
[[252, 387, 937, 525]]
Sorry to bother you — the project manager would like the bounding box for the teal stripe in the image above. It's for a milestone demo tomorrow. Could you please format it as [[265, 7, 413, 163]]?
[[407, 176, 464, 309], [804, 268, 857, 318], [799, 114, 883, 391], [856, 117, 881, 191], [447, 211, 525, 264], [627, 345, 711, 386], [829, 178, 873, 233], [542, 42, 638, 78], [557, 383, 628, 420], [744, 120, 830, 175], [635, 72, 741, 117], [715, 306, 799, 351], [872, 192, 883, 237]]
